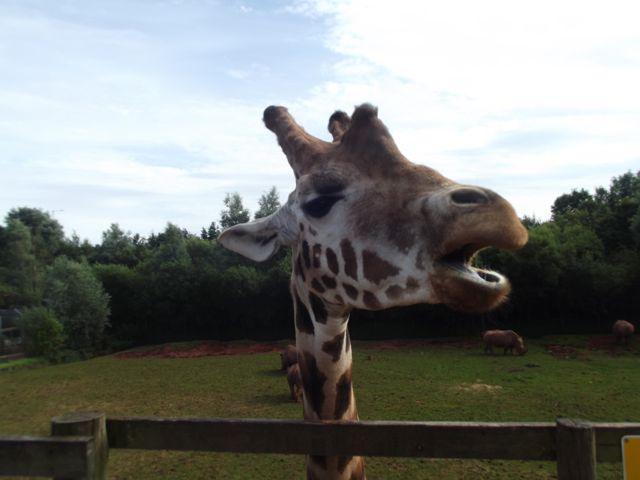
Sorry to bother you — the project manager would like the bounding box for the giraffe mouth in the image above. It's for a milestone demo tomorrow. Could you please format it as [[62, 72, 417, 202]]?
[[439, 244, 502, 281], [434, 243, 511, 312]]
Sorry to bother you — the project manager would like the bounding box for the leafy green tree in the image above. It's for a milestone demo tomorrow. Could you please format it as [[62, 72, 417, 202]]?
[[44, 257, 110, 353], [95, 223, 140, 266], [17, 306, 65, 362], [254, 186, 281, 219], [0, 219, 40, 306], [220, 193, 250, 229], [200, 221, 221, 240], [6, 208, 65, 264], [93, 263, 145, 346], [62, 232, 96, 261], [551, 188, 594, 219]]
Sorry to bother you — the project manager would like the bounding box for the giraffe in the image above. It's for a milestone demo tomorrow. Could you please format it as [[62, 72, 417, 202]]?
[[219, 104, 528, 479]]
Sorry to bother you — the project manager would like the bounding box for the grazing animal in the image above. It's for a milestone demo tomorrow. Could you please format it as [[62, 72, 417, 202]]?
[[613, 320, 634, 345], [219, 104, 527, 479], [280, 344, 298, 371], [287, 363, 303, 402], [482, 329, 527, 355]]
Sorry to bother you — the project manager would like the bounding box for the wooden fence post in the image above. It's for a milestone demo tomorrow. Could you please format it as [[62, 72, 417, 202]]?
[[51, 412, 108, 480], [556, 418, 597, 480]]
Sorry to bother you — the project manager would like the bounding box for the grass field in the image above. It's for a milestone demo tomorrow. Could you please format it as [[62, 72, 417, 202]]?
[[1, 336, 638, 479]]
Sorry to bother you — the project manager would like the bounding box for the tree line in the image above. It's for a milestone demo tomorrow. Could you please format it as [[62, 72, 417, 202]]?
[[0, 174, 638, 361]]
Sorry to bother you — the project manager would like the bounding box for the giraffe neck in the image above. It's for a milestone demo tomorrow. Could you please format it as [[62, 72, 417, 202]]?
[[291, 279, 366, 480]]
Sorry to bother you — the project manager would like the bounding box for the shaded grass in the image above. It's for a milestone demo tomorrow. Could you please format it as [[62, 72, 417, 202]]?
[[1, 337, 638, 479]]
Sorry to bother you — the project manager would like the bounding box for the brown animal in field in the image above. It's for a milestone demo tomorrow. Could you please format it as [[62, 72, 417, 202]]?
[[286, 363, 303, 402], [482, 329, 527, 355], [280, 344, 298, 370], [613, 320, 634, 345]]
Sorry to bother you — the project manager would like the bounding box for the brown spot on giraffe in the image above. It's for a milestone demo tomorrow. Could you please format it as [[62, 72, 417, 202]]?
[[343, 283, 358, 301], [322, 332, 346, 362], [322, 275, 337, 289], [310, 455, 327, 470], [340, 239, 358, 280], [309, 292, 328, 324], [363, 291, 382, 310], [294, 254, 306, 281], [311, 278, 326, 294], [294, 291, 314, 335], [385, 284, 403, 300], [337, 456, 352, 474], [362, 249, 400, 284], [298, 351, 327, 418], [326, 247, 340, 275], [302, 240, 311, 269], [334, 367, 353, 419]]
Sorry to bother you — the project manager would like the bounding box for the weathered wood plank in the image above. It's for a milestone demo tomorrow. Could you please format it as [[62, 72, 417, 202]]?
[[594, 423, 640, 462], [106, 417, 557, 460], [52, 412, 109, 480], [556, 418, 596, 480], [0, 435, 93, 477]]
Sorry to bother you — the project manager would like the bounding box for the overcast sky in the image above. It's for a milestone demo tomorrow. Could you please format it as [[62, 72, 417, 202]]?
[[1, 0, 639, 243]]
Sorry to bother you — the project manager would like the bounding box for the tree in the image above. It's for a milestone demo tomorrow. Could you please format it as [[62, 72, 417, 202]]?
[[6, 208, 65, 264], [551, 189, 594, 219], [0, 219, 40, 307], [17, 307, 65, 362], [220, 193, 250, 229], [254, 186, 281, 219], [44, 257, 110, 353], [201, 221, 221, 240], [95, 223, 139, 266]]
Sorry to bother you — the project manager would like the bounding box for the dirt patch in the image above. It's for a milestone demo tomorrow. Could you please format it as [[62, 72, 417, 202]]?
[[367, 338, 479, 351], [587, 335, 637, 353], [116, 342, 283, 359], [454, 383, 502, 393], [544, 344, 578, 359]]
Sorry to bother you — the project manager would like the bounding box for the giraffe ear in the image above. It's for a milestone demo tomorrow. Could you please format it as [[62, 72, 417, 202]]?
[[218, 207, 296, 262]]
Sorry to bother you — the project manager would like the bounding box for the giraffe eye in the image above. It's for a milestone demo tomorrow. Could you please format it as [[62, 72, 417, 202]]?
[[303, 195, 343, 218]]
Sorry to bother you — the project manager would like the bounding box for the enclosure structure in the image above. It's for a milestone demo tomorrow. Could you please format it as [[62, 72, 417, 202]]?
[[0, 309, 22, 359], [1, 412, 639, 479]]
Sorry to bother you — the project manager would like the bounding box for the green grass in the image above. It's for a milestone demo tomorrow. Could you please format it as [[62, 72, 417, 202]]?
[[0, 357, 45, 371], [1, 337, 638, 479]]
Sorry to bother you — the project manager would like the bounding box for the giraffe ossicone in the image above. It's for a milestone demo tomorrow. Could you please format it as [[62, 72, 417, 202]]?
[[219, 104, 528, 480]]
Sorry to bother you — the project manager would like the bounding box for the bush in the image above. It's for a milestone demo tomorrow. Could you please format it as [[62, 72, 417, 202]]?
[[44, 257, 110, 353], [18, 307, 65, 362]]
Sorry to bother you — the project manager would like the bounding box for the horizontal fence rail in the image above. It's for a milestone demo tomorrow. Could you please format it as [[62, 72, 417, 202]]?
[[0, 435, 94, 478], [1, 413, 640, 479], [107, 417, 560, 460]]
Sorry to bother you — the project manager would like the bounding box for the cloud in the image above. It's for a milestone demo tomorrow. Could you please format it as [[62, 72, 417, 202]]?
[[285, 0, 640, 218]]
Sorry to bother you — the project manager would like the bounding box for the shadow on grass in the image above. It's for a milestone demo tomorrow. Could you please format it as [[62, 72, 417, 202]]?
[[256, 368, 285, 378], [250, 392, 297, 406]]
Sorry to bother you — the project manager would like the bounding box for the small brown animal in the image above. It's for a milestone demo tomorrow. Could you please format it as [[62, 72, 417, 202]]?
[[280, 344, 298, 371], [482, 329, 527, 355], [613, 320, 635, 345], [286, 363, 303, 402]]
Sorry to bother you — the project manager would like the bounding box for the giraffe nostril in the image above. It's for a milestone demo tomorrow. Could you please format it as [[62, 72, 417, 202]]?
[[450, 188, 489, 205]]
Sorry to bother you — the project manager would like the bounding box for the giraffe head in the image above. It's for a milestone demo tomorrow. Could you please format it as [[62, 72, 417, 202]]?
[[219, 104, 528, 313]]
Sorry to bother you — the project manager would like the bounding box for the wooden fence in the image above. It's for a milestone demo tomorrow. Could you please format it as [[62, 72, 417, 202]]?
[[1, 412, 639, 479]]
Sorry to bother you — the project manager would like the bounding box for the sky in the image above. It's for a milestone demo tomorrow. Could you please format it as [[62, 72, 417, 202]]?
[[1, 0, 639, 243]]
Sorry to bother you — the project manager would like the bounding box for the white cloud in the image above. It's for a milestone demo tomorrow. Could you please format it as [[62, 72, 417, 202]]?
[[286, 0, 640, 219]]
